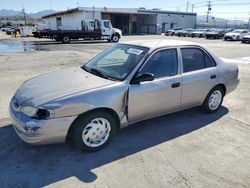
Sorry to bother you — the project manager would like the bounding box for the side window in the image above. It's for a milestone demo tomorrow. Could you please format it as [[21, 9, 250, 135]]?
[[204, 53, 214, 68], [104, 21, 110, 28], [181, 48, 214, 73], [140, 49, 178, 78]]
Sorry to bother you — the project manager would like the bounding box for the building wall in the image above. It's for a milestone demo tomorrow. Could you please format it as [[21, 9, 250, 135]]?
[[41, 8, 196, 33], [43, 11, 85, 30], [157, 13, 196, 31], [84, 11, 101, 20]]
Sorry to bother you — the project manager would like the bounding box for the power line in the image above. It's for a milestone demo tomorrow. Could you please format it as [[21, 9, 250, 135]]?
[[212, 2, 250, 6]]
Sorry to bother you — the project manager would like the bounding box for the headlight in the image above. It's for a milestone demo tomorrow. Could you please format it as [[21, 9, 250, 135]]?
[[21, 106, 38, 117], [20, 106, 53, 119]]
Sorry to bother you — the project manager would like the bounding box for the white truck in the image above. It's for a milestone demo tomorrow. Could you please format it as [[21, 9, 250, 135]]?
[[33, 20, 122, 43]]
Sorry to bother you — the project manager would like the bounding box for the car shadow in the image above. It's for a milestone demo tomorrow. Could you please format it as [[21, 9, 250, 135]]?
[[0, 106, 228, 187]]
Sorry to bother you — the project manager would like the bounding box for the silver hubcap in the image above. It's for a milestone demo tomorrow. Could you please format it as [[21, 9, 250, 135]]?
[[113, 36, 118, 42], [82, 118, 111, 147], [208, 90, 222, 110]]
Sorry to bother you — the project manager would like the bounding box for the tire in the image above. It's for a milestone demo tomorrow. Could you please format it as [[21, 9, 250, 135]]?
[[62, 36, 71, 44], [111, 34, 120, 42], [202, 86, 224, 113], [70, 111, 117, 152]]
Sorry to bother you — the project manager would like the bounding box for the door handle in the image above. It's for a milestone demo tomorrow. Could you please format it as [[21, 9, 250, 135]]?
[[210, 74, 216, 79], [171, 82, 181, 88]]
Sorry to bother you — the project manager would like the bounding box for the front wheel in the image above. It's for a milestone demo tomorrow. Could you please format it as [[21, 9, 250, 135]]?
[[111, 34, 120, 42], [202, 86, 224, 113], [70, 111, 117, 152]]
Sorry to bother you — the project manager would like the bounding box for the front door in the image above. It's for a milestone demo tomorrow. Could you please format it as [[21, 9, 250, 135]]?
[[101, 20, 113, 36], [128, 48, 182, 123]]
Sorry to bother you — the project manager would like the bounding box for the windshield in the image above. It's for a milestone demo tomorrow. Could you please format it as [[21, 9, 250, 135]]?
[[83, 44, 149, 81]]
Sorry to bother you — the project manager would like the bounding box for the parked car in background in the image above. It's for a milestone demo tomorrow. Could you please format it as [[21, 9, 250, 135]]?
[[9, 40, 239, 152], [205, 29, 225, 39], [165, 27, 182, 36], [1, 26, 12, 32], [242, 32, 250, 43], [5, 27, 20, 35], [190, 29, 211, 38], [176, 29, 193, 37], [224, 29, 248, 41]]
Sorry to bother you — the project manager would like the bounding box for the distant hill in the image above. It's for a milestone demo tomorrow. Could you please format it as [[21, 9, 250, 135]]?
[[29, 10, 57, 18], [0, 9, 23, 17], [0, 9, 56, 18], [197, 15, 246, 25]]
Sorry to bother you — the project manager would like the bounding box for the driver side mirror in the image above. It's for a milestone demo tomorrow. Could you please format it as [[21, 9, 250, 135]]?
[[131, 73, 154, 84]]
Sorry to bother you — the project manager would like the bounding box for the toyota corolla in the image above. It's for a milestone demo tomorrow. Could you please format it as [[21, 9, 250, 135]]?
[[9, 40, 239, 151]]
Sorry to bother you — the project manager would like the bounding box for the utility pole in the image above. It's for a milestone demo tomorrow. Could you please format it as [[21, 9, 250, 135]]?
[[22, 6, 27, 25], [186, 1, 189, 12], [190, 4, 195, 13], [206, 1, 212, 23], [248, 17, 250, 30]]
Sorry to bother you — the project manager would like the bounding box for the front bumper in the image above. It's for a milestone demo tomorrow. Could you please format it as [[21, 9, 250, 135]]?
[[224, 35, 237, 41], [242, 38, 250, 43], [9, 99, 77, 145]]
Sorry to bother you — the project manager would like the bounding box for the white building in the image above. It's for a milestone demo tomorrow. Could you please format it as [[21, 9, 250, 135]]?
[[42, 7, 197, 34]]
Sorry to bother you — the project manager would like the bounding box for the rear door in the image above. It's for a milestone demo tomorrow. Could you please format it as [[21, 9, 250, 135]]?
[[128, 48, 182, 123], [180, 47, 218, 108]]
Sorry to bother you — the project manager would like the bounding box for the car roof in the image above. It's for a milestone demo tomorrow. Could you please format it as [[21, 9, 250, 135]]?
[[121, 39, 200, 49]]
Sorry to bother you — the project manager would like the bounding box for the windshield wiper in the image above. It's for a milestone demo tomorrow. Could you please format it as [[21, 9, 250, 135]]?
[[82, 65, 117, 81], [89, 68, 109, 79]]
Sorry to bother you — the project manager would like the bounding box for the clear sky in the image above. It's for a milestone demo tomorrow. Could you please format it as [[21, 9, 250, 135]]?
[[1, 0, 250, 21]]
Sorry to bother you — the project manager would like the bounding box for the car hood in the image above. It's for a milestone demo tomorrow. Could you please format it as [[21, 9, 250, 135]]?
[[225, 32, 240, 36], [15, 67, 115, 106], [192, 31, 204, 34], [206, 31, 219, 34]]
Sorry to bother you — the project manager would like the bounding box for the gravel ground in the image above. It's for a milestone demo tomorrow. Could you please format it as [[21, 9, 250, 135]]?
[[0, 32, 250, 188]]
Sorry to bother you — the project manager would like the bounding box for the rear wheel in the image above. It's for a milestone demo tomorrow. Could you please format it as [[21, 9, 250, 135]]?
[[62, 36, 71, 44], [202, 86, 224, 113], [70, 111, 117, 152]]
